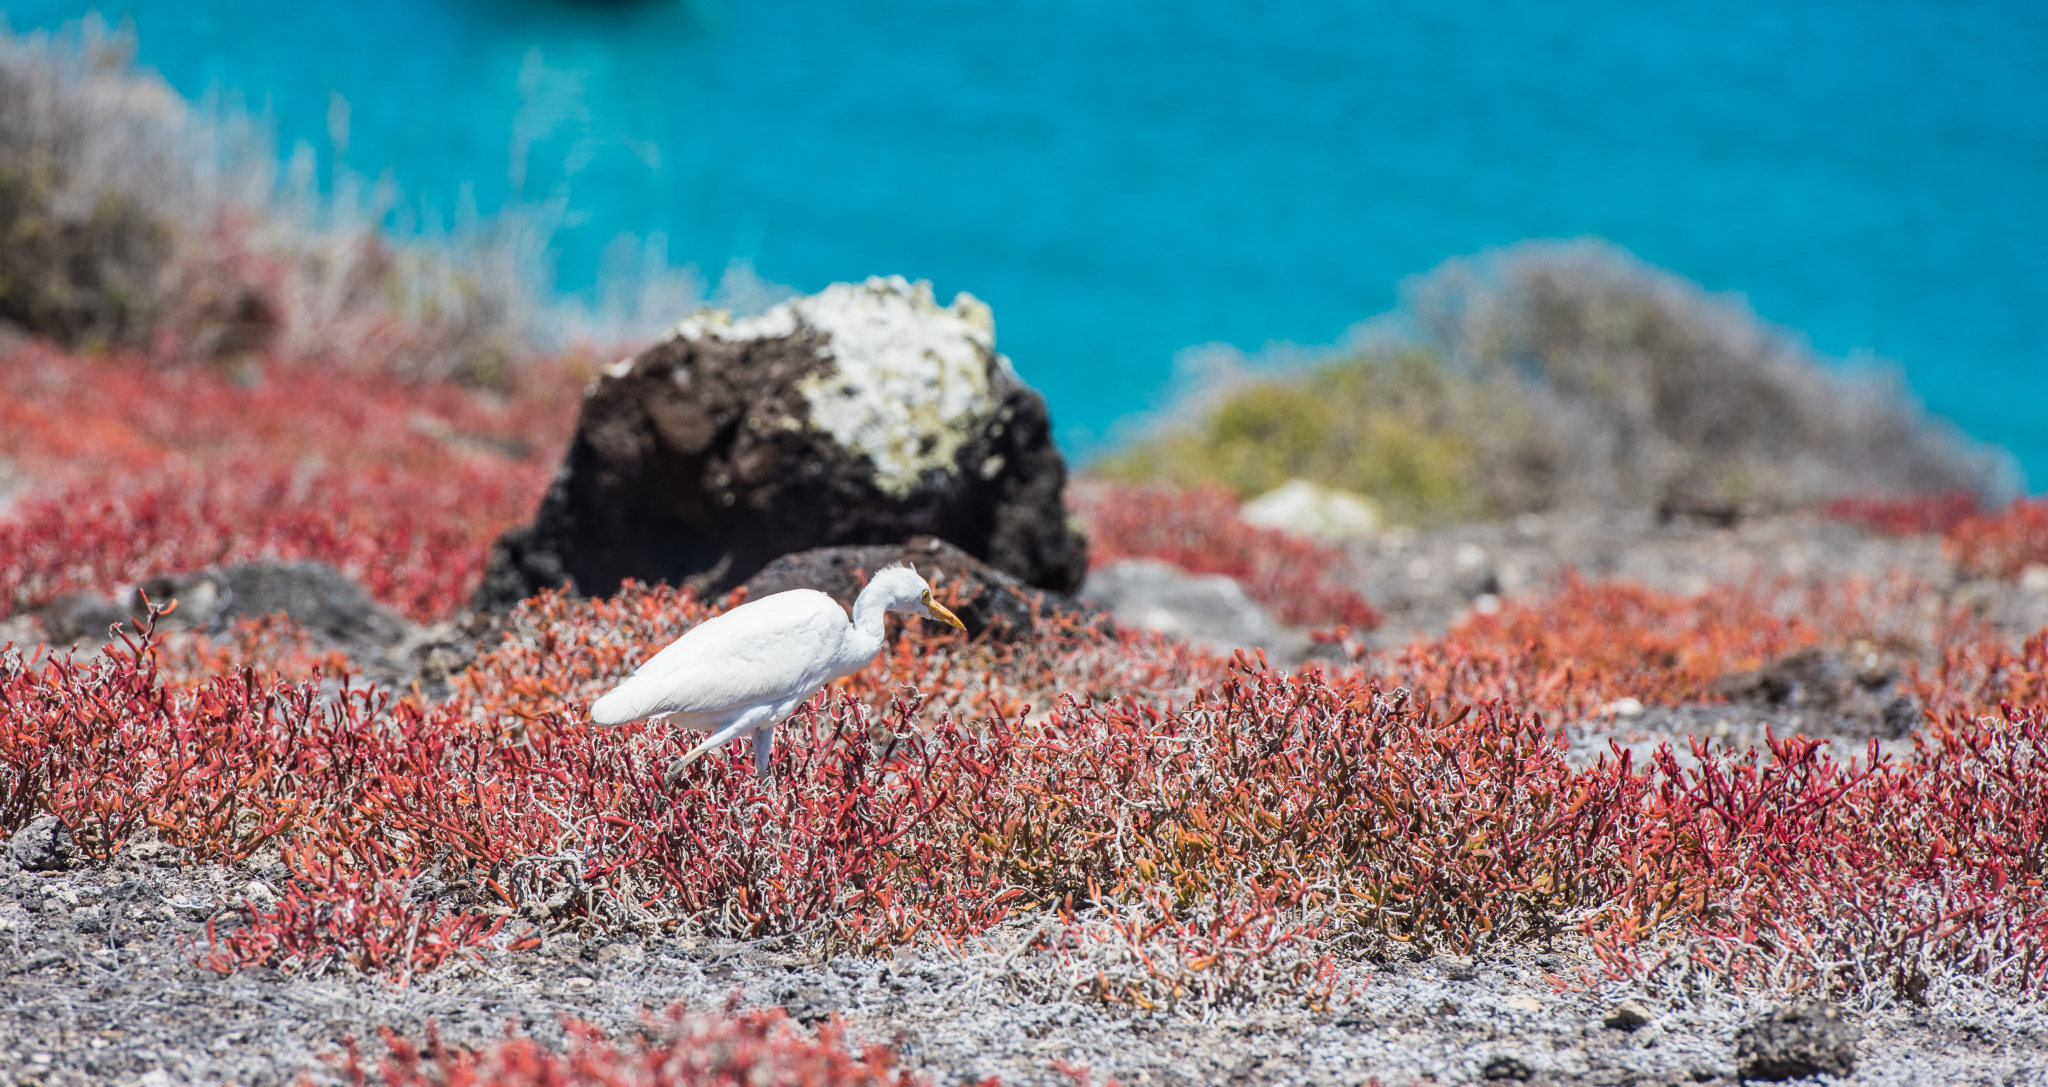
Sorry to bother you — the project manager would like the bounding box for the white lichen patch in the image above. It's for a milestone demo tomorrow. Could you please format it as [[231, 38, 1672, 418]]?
[[671, 275, 1002, 496]]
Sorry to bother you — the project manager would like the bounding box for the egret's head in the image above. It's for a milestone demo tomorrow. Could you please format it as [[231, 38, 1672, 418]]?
[[872, 563, 967, 631]]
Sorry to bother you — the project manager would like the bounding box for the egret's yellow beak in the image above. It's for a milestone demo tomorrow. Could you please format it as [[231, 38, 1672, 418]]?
[[923, 595, 967, 631]]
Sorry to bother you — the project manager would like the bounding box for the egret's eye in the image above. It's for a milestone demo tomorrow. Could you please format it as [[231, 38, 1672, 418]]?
[[921, 589, 931, 603]]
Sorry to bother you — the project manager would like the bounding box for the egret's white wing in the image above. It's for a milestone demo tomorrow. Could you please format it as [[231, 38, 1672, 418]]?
[[589, 589, 849, 726]]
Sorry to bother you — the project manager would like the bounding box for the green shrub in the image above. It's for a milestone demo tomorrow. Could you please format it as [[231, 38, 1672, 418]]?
[[0, 29, 181, 349], [1098, 241, 2013, 523], [1095, 350, 1506, 525]]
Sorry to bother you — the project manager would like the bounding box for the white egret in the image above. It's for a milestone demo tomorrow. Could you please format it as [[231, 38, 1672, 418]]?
[[590, 563, 967, 780]]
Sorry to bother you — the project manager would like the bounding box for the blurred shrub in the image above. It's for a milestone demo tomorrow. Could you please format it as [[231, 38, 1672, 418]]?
[[0, 19, 550, 382], [1413, 240, 2012, 510], [1101, 241, 2013, 523], [0, 27, 179, 348], [0, 164, 170, 348], [1094, 350, 1506, 525]]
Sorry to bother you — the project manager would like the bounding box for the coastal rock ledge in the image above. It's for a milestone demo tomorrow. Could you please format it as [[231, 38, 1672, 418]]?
[[478, 276, 1088, 610]]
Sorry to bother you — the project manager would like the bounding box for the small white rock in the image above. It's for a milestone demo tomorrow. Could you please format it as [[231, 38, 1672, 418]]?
[[1605, 697, 1646, 718], [1240, 480, 1382, 540], [2020, 563, 2048, 594]]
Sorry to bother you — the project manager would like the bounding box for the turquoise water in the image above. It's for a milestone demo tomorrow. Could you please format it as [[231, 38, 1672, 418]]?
[[10, 0, 2048, 483]]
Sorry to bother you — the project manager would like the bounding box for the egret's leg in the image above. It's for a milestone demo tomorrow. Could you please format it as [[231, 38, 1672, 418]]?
[[749, 695, 808, 778], [665, 703, 776, 784]]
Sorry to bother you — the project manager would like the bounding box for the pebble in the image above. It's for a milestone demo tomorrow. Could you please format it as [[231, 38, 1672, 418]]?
[[8, 817, 73, 872], [1604, 1000, 1652, 1031], [1735, 1002, 1860, 1082]]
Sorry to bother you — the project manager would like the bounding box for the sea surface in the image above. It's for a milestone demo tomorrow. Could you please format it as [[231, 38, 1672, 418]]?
[[9, 0, 2047, 483]]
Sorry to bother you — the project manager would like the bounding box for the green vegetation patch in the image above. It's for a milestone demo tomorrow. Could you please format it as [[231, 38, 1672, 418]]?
[[0, 154, 172, 348], [1095, 350, 1515, 525], [1098, 241, 2012, 524]]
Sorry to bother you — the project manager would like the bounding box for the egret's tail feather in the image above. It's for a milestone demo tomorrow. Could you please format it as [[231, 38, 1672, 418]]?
[[589, 689, 634, 728]]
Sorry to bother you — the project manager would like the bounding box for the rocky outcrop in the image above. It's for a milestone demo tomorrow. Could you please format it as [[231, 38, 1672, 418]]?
[[17, 560, 502, 700], [30, 592, 128, 646], [478, 276, 1088, 611], [739, 536, 1096, 642], [26, 560, 417, 664]]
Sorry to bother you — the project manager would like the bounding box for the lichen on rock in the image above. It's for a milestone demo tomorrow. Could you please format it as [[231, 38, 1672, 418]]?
[[673, 275, 1000, 497]]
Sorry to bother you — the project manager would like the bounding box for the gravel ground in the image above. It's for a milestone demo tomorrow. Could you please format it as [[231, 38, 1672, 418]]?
[[4, 855, 2048, 1080], [6, 849, 2048, 1087], [6, 510, 2048, 1085]]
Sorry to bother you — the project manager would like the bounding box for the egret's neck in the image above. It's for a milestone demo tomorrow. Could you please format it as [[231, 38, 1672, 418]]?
[[848, 583, 895, 660]]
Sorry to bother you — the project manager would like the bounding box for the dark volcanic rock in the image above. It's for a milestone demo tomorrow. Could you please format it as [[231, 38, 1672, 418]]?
[[31, 592, 129, 645], [1713, 647, 1856, 709], [1734, 1002, 1859, 1081], [740, 536, 1097, 642], [1603, 1000, 1652, 1032], [1479, 1056, 1532, 1081], [1711, 646, 1919, 739], [478, 276, 1088, 611], [18, 563, 442, 687], [133, 560, 411, 652]]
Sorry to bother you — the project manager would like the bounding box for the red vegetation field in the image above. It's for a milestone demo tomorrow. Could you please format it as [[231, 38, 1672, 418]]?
[[1949, 500, 2048, 580], [0, 340, 581, 621], [334, 1005, 928, 1087], [1822, 492, 1985, 537], [1825, 491, 2048, 580], [7, 332, 2048, 1071], [1381, 571, 1969, 720], [4, 572, 2046, 1005]]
